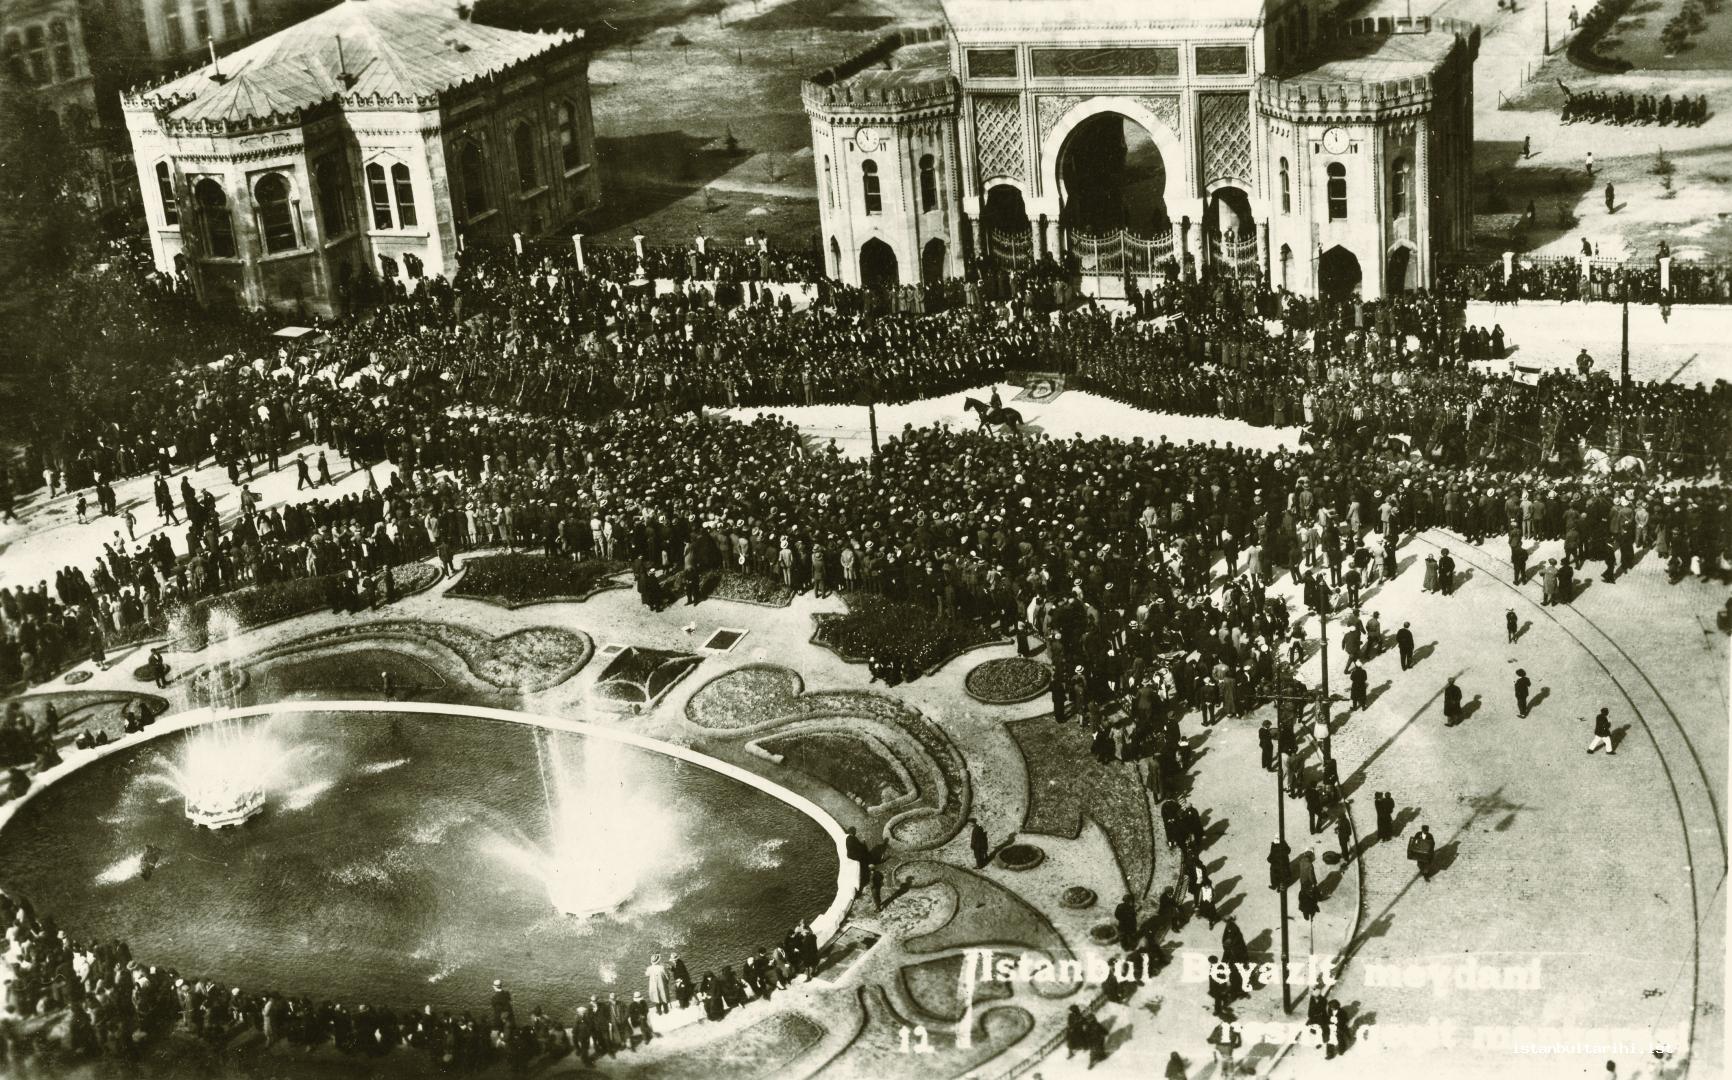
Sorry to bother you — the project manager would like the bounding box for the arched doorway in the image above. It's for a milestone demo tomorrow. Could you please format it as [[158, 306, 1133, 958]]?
[[922, 238, 946, 284], [1056, 112, 1169, 236], [1318, 245, 1362, 298], [860, 238, 898, 290], [1386, 246, 1414, 293], [1206, 185, 1255, 274], [982, 184, 1028, 234]]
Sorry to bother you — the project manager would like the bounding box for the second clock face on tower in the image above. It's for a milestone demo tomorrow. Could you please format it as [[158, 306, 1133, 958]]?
[[1321, 127, 1350, 155]]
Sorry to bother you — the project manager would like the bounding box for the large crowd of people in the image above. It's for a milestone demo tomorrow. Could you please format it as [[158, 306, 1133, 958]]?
[[0, 238, 1727, 1070], [1438, 252, 1732, 305]]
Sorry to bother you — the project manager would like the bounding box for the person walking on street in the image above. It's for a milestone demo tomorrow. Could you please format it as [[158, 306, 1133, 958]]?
[[970, 819, 992, 868], [1397, 622, 1415, 669], [1268, 838, 1290, 891], [1515, 669, 1532, 717], [1335, 805, 1354, 865], [1605, 182, 1616, 213], [1588, 708, 1616, 755], [1374, 790, 1396, 842], [1408, 824, 1436, 881], [1443, 676, 1463, 725], [1585, 150, 1595, 176], [1506, 608, 1519, 643], [1348, 662, 1368, 711], [1259, 719, 1277, 771]]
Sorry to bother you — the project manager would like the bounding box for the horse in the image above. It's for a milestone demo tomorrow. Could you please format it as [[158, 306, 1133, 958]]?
[[963, 397, 1024, 434]]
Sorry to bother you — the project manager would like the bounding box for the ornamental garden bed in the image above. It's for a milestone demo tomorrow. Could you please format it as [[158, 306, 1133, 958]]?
[[757, 729, 910, 809], [169, 562, 440, 652], [963, 657, 1053, 705], [810, 594, 1000, 674], [1006, 717, 1156, 898], [253, 620, 592, 693], [592, 646, 702, 711], [448, 554, 627, 607], [686, 664, 803, 730]]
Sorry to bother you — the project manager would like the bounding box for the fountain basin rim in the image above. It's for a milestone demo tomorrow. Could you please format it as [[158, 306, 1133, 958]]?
[[0, 699, 855, 953]]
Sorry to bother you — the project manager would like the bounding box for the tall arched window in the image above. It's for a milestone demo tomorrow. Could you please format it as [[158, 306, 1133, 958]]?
[[366, 162, 393, 229], [823, 155, 832, 208], [918, 153, 937, 212], [458, 141, 488, 218], [195, 178, 235, 258], [254, 172, 297, 253], [155, 161, 179, 226], [861, 159, 881, 215], [391, 164, 417, 228], [315, 155, 350, 235], [1391, 156, 1411, 219], [49, 20, 72, 81], [1326, 162, 1347, 221], [1279, 157, 1291, 214], [513, 123, 538, 193], [557, 101, 581, 172]]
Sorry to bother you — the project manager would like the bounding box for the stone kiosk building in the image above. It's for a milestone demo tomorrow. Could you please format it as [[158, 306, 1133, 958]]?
[[805, 0, 1478, 298], [123, 0, 598, 315]]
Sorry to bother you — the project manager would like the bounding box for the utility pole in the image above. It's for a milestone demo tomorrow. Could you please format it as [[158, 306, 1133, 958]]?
[[1544, 0, 1551, 54], [1620, 299, 1630, 389], [1274, 717, 1294, 1015]]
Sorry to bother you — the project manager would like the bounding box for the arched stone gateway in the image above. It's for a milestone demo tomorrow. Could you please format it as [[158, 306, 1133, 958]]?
[[1039, 96, 1187, 236], [1319, 244, 1364, 297], [1055, 111, 1170, 237], [859, 238, 899, 291]]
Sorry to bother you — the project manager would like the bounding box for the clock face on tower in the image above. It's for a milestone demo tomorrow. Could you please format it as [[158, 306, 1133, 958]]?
[[1321, 127, 1350, 155], [854, 127, 879, 152]]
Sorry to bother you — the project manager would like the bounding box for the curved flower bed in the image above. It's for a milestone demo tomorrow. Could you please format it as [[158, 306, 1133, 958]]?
[[963, 657, 1052, 705], [758, 730, 910, 809], [592, 647, 702, 711], [686, 664, 804, 730], [171, 562, 440, 651], [810, 594, 1000, 674], [252, 620, 592, 693], [447, 554, 627, 607]]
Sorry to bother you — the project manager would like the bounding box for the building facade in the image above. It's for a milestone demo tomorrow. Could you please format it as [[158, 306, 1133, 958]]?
[[123, 0, 599, 316], [804, 0, 1478, 299]]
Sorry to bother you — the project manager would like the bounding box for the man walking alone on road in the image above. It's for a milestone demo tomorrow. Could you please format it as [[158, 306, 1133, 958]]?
[[1515, 669, 1532, 717], [1587, 708, 1616, 755]]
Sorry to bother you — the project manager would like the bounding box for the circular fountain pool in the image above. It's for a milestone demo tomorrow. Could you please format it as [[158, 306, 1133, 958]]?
[[0, 705, 844, 1014]]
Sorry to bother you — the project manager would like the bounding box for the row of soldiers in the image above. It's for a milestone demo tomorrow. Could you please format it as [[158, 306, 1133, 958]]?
[[1561, 88, 1709, 127]]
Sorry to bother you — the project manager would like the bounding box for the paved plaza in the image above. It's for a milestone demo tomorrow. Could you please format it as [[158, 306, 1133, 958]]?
[[0, 381, 1722, 1077]]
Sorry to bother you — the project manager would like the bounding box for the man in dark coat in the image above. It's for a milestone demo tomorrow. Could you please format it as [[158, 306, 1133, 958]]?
[[1258, 719, 1277, 771], [1442, 676, 1463, 725], [1437, 549, 1456, 595], [1374, 790, 1396, 842], [1408, 824, 1436, 881], [844, 827, 871, 892], [1114, 893, 1139, 949], [969, 819, 991, 868], [1514, 669, 1532, 717], [1268, 838, 1290, 891], [1335, 805, 1354, 864], [1396, 622, 1415, 670]]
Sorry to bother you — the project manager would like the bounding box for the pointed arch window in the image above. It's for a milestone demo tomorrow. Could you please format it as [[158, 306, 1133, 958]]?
[[1326, 162, 1347, 221], [861, 159, 881, 215], [557, 100, 582, 172], [195, 178, 236, 258], [1391, 156, 1411, 219], [156, 161, 179, 226], [255, 172, 298, 253], [919, 154, 937, 212], [458, 141, 489, 218], [513, 122, 539, 193], [1279, 157, 1291, 214]]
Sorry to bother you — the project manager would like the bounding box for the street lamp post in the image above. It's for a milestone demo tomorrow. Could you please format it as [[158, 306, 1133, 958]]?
[[1274, 725, 1294, 1014], [1544, 0, 1551, 54]]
